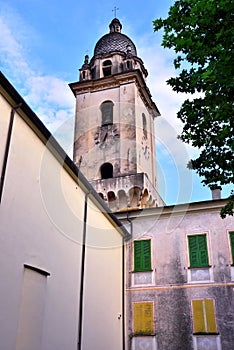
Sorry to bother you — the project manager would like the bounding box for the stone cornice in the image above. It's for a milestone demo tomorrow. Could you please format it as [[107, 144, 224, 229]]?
[[115, 198, 229, 220], [69, 69, 160, 117]]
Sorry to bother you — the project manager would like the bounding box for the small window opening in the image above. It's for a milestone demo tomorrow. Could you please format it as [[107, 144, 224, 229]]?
[[98, 193, 104, 200], [82, 71, 86, 79], [142, 113, 147, 138], [101, 101, 114, 126], [126, 60, 132, 70], [100, 163, 113, 179], [107, 191, 116, 202], [103, 60, 112, 76]]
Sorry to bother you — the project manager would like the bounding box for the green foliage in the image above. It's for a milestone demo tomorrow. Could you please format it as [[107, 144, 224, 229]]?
[[153, 0, 234, 217]]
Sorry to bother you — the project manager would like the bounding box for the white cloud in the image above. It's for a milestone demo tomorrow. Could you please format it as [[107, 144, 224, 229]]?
[[0, 8, 74, 151], [136, 32, 202, 164]]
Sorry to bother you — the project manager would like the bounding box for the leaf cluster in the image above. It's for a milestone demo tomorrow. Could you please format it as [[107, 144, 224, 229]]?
[[154, 0, 234, 216]]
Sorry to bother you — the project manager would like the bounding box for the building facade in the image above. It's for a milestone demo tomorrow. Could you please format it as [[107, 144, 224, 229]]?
[[116, 201, 234, 350], [0, 72, 128, 350], [70, 18, 234, 350]]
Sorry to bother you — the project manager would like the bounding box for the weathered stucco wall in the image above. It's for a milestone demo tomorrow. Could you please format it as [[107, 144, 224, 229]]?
[[117, 204, 234, 350]]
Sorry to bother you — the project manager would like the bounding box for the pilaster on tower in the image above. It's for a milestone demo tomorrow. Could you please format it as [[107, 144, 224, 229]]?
[[69, 18, 165, 211]]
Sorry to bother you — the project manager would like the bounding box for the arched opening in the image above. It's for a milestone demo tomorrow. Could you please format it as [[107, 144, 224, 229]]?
[[107, 191, 117, 211], [103, 60, 112, 77], [126, 60, 132, 70], [107, 191, 116, 202], [118, 190, 128, 209], [98, 193, 104, 200], [101, 101, 114, 126], [141, 188, 149, 208], [129, 187, 141, 208], [100, 163, 113, 179]]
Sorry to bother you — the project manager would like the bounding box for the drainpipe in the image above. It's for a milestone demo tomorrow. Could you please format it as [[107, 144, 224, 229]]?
[[77, 190, 90, 350], [122, 211, 133, 350], [0, 103, 22, 203]]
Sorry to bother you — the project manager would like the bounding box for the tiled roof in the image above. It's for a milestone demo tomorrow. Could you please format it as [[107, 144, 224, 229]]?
[[94, 32, 137, 56]]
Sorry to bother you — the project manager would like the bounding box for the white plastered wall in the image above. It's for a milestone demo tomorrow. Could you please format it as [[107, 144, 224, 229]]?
[[0, 92, 124, 350]]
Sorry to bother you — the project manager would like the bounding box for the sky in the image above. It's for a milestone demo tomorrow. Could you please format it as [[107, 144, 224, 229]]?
[[0, 0, 232, 205]]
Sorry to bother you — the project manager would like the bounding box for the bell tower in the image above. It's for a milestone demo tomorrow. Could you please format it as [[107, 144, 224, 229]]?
[[69, 18, 164, 210]]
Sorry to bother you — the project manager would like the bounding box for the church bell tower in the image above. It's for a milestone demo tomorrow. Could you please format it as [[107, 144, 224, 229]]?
[[69, 18, 164, 210]]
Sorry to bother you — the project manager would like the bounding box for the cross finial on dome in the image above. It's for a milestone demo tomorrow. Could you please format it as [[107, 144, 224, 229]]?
[[112, 6, 119, 18]]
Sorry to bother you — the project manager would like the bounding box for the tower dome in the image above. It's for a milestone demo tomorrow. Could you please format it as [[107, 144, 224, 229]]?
[[94, 18, 137, 57]]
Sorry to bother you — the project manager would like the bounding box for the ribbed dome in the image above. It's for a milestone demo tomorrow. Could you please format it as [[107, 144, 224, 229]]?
[[94, 18, 137, 57]]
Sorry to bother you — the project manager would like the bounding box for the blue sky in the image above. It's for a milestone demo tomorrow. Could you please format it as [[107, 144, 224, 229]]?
[[0, 0, 232, 205]]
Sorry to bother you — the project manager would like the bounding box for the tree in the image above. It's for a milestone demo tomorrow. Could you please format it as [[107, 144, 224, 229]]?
[[153, 0, 234, 217]]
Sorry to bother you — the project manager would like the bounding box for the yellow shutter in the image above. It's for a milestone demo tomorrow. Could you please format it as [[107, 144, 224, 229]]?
[[134, 302, 154, 334], [144, 302, 154, 334], [192, 300, 205, 333], [205, 299, 217, 333], [134, 303, 143, 334]]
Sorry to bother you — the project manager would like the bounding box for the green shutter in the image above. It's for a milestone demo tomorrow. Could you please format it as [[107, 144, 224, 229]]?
[[142, 240, 151, 270], [198, 235, 209, 266], [188, 234, 208, 268], [230, 231, 234, 263], [134, 241, 142, 271], [188, 236, 199, 267], [134, 240, 151, 271]]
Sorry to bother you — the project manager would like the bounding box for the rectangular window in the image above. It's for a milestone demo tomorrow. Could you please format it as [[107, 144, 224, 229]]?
[[192, 299, 217, 334], [229, 231, 234, 264], [188, 234, 209, 268], [134, 239, 151, 272], [134, 302, 154, 335]]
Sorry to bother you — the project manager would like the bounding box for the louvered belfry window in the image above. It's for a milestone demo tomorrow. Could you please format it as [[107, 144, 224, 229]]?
[[134, 240, 151, 272], [188, 234, 209, 268], [101, 100, 113, 126]]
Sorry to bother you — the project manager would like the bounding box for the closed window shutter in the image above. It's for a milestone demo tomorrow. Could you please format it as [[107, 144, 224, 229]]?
[[134, 240, 151, 271], [192, 299, 217, 334], [188, 236, 199, 267], [192, 300, 205, 333], [198, 235, 209, 266], [134, 302, 154, 334], [134, 241, 142, 271], [144, 302, 154, 334], [230, 231, 234, 263], [134, 303, 143, 334], [205, 299, 217, 333], [142, 240, 151, 270], [188, 234, 208, 267]]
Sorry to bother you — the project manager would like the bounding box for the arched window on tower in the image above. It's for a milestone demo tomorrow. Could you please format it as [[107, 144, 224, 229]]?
[[101, 101, 114, 126], [103, 60, 112, 77], [126, 60, 133, 70], [142, 113, 147, 138], [100, 163, 113, 179]]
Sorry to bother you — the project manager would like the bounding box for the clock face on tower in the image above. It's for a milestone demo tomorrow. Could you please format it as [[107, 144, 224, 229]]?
[[94, 124, 119, 148]]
